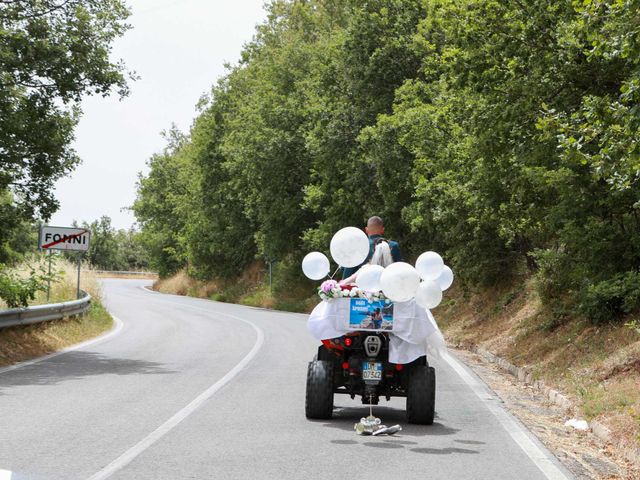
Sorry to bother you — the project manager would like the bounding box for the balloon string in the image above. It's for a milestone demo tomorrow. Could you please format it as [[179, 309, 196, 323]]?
[[329, 266, 341, 280]]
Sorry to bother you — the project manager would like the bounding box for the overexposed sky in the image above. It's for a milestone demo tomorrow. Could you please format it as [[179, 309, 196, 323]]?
[[51, 0, 267, 230]]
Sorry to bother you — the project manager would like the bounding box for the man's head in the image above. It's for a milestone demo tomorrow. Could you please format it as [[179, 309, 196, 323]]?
[[365, 216, 384, 236]]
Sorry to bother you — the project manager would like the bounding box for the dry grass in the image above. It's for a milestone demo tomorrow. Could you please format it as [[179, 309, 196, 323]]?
[[0, 256, 113, 366], [153, 263, 318, 313], [437, 278, 640, 451], [0, 302, 112, 367], [154, 270, 199, 296], [0, 254, 102, 308]]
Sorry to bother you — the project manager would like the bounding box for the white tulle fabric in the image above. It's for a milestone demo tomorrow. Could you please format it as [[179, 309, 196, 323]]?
[[307, 298, 447, 363]]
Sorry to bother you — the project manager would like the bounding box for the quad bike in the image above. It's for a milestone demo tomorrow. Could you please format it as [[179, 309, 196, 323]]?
[[305, 331, 435, 424]]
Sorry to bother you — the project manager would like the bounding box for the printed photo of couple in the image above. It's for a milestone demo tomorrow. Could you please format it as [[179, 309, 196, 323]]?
[[348, 299, 394, 331]]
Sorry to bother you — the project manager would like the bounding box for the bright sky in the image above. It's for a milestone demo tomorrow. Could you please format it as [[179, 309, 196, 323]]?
[[51, 0, 267, 230]]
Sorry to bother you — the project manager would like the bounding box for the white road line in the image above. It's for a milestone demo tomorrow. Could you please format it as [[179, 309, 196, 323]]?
[[441, 352, 572, 480], [0, 316, 124, 376], [0, 469, 12, 480], [87, 311, 265, 480]]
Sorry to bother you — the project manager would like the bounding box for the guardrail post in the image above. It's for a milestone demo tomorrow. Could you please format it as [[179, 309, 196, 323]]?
[[76, 254, 82, 299]]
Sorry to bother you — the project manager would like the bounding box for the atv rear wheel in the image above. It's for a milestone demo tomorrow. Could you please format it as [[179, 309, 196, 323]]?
[[406, 365, 435, 424], [305, 360, 334, 419]]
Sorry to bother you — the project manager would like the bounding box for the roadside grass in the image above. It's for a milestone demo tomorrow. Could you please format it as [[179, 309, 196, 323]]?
[[153, 264, 317, 313], [0, 254, 101, 308], [0, 302, 112, 367], [437, 278, 640, 450], [0, 257, 113, 366]]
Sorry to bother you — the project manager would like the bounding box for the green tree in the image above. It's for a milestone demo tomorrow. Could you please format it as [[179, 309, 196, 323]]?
[[78, 216, 125, 270], [133, 0, 640, 323], [0, 0, 132, 220], [132, 128, 192, 277]]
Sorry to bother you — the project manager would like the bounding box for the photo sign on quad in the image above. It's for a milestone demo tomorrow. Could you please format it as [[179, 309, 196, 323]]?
[[348, 298, 394, 331]]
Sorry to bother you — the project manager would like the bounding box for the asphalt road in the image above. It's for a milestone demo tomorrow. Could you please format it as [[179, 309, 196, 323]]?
[[0, 279, 575, 480]]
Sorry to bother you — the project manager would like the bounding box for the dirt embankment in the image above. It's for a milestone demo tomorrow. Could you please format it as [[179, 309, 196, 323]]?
[[438, 279, 640, 475]]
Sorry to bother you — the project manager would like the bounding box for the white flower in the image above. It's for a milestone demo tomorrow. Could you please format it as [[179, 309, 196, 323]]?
[[349, 289, 357, 297]]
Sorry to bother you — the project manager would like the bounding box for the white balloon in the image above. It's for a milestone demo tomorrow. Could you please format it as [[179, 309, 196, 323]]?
[[380, 262, 421, 302], [355, 265, 385, 292], [329, 227, 370, 268], [415, 251, 444, 281], [301, 252, 330, 280], [415, 280, 443, 309], [435, 265, 454, 291]]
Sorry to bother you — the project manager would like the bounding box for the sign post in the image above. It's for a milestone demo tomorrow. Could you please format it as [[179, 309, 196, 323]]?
[[77, 253, 82, 299], [39, 226, 91, 300], [47, 250, 52, 302]]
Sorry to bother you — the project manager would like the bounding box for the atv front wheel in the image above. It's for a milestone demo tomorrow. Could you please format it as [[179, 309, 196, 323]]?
[[406, 365, 435, 424], [305, 360, 334, 419]]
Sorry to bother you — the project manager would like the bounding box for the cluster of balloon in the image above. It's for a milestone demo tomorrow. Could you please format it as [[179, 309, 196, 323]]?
[[302, 227, 370, 281], [412, 251, 453, 309], [301, 226, 454, 309]]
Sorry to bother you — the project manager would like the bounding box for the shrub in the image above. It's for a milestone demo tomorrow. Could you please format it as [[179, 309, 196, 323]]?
[[579, 271, 640, 325], [0, 264, 55, 308]]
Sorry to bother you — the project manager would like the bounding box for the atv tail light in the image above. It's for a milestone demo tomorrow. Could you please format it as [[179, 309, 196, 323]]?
[[395, 364, 403, 371], [344, 337, 353, 347], [342, 362, 349, 370]]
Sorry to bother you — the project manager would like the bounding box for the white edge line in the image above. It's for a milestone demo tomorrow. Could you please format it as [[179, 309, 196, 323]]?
[[441, 352, 571, 480], [0, 315, 124, 376], [87, 311, 265, 480]]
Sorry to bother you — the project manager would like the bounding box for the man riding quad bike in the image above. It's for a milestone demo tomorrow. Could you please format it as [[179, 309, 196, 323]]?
[[305, 216, 440, 425], [305, 331, 436, 424]]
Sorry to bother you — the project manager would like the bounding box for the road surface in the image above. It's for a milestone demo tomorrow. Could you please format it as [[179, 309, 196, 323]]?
[[0, 279, 574, 480]]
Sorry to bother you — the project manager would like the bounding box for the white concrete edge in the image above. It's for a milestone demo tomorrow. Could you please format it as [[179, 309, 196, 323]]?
[[87, 307, 265, 480], [442, 352, 572, 480], [0, 315, 124, 376], [0, 469, 12, 480]]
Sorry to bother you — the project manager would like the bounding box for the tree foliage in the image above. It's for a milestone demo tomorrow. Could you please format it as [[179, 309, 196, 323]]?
[[134, 0, 640, 323], [0, 0, 131, 307], [0, 0, 132, 219], [74, 215, 148, 272]]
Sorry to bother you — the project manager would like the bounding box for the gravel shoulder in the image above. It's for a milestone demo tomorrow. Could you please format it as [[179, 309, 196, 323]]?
[[454, 348, 638, 480]]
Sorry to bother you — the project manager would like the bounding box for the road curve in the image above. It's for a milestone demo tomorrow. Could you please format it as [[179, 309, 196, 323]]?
[[0, 279, 574, 480]]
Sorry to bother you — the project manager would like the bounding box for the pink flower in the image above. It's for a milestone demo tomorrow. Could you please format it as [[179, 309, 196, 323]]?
[[320, 279, 338, 293]]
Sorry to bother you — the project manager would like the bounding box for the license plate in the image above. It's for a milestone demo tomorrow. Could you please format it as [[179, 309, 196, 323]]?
[[362, 361, 382, 381]]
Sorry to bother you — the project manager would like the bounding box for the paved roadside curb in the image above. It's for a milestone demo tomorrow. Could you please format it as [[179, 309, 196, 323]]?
[[466, 345, 640, 468]]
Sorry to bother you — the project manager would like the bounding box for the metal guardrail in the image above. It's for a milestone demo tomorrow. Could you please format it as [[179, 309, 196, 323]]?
[[0, 291, 91, 329], [89, 270, 158, 277]]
